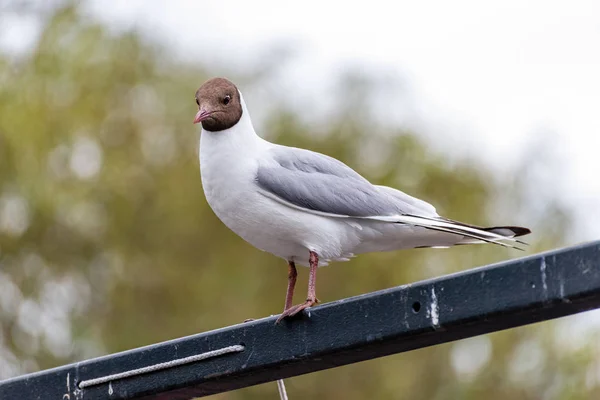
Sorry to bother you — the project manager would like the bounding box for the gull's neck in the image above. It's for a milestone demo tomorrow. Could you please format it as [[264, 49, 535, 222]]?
[[201, 93, 268, 149], [199, 92, 270, 170]]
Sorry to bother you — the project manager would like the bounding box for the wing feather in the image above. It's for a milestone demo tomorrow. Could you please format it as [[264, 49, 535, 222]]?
[[256, 146, 432, 217], [255, 146, 530, 249]]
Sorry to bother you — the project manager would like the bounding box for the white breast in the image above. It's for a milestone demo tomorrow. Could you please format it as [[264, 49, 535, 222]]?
[[199, 112, 267, 238], [198, 113, 364, 265]]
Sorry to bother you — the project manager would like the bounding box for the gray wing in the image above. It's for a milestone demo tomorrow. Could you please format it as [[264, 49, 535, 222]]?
[[375, 185, 438, 216], [255, 146, 436, 217], [256, 146, 527, 250]]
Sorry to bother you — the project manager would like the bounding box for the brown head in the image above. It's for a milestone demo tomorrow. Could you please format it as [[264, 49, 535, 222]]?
[[193, 77, 243, 132]]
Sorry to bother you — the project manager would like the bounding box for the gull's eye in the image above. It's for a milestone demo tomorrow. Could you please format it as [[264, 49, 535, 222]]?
[[195, 98, 199, 106], [223, 95, 231, 105]]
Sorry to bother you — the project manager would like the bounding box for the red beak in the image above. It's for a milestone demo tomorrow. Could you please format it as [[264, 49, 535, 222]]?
[[193, 109, 213, 124]]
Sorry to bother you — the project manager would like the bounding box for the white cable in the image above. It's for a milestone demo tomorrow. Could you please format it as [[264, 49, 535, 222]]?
[[277, 379, 289, 400], [78, 345, 245, 389]]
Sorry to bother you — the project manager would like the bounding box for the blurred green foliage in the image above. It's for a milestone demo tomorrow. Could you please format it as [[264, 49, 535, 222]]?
[[0, 3, 598, 400]]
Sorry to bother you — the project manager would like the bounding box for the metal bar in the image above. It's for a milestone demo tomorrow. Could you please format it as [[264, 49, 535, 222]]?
[[1, 241, 600, 400]]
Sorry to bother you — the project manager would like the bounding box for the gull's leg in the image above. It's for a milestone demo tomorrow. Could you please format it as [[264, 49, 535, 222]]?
[[248, 261, 297, 324], [307, 251, 318, 304], [284, 260, 298, 311], [276, 251, 319, 323]]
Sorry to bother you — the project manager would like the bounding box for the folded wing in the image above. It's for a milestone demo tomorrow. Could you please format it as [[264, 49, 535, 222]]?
[[256, 146, 529, 248]]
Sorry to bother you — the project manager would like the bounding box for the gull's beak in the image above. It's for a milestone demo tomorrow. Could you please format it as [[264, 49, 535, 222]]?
[[193, 108, 213, 124]]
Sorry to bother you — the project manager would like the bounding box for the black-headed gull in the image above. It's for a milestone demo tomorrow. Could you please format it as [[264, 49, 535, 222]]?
[[193, 77, 530, 322]]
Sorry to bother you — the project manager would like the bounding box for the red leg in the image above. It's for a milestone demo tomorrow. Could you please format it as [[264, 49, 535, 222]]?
[[284, 261, 297, 311], [246, 261, 296, 324], [276, 251, 320, 323], [307, 252, 318, 302]]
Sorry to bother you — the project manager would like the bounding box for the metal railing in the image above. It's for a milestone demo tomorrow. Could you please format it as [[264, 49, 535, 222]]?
[[1, 241, 599, 399]]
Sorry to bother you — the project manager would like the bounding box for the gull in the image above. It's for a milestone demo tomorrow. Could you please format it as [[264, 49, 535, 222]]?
[[193, 77, 530, 322]]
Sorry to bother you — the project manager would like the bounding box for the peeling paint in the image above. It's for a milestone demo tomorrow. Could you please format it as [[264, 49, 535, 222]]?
[[366, 333, 383, 342], [559, 280, 571, 303], [540, 257, 548, 293], [63, 372, 71, 399], [430, 288, 440, 328]]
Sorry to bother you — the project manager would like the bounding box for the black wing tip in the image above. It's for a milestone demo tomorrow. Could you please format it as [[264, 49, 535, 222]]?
[[437, 218, 531, 239], [485, 226, 532, 238]]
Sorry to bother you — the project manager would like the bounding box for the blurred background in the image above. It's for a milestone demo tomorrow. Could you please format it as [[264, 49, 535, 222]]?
[[1, 1, 600, 399]]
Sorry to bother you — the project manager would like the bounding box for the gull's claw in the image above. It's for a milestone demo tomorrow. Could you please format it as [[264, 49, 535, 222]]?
[[276, 298, 319, 323]]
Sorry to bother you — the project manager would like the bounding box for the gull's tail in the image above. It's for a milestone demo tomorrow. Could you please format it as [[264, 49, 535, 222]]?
[[370, 214, 531, 250], [455, 225, 531, 247], [409, 216, 531, 250]]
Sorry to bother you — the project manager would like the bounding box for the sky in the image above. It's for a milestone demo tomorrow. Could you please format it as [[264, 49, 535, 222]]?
[[2, 0, 599, 240]]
